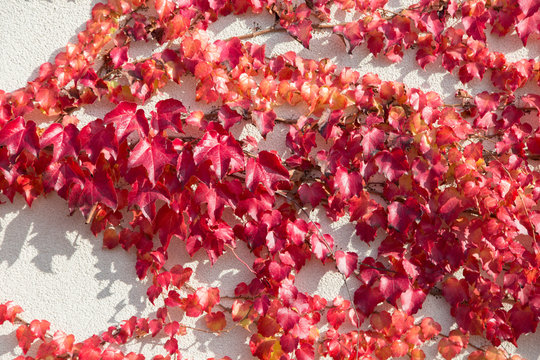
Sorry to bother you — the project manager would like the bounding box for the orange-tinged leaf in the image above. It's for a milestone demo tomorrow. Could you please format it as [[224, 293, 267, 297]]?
[[257, 315, 281, 337], [29, 319, 50, 340], [420, 317, 441, 340], [16, 325, 35, 354], [155, 0, 175, 20], [411, 348, 426, 360], [0, 302, 23, 325], [438, 330, 469, 360], [205, 311, 227, 332], [391, 340, 408, 357]]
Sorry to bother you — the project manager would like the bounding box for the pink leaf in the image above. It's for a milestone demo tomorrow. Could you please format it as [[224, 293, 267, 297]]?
[[335, 251, 358, 278], [151, 98, 186, 133], [110, 46, 128, 68], [252, 110, 276, 137], [276, 308, 300, 332]]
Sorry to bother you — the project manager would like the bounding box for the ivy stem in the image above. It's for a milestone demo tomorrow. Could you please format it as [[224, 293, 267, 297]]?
[[225, 244, 257, 274], [85, 203, 99, 224], [227, 21, 351, 41]]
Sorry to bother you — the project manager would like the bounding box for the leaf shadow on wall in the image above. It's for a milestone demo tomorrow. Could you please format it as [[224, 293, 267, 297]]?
[[90, 243, 150, 322], [0, 196, 76, 272], [23, 0, 103, 86], [0, 194, 149, 324], [0, 329, 19, 358]]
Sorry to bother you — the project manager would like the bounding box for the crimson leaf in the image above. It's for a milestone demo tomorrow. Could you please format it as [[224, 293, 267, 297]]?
[[246, 151, 290, 194]]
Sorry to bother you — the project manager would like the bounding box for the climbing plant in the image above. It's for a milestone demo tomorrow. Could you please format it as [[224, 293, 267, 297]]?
[[0, 0, 539, 359]]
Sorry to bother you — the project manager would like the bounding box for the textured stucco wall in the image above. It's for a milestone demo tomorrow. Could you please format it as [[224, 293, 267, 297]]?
[[0, 1, 539, 359]]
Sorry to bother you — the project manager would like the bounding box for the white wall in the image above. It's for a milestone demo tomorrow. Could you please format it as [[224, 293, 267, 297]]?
[[0, 1, 539, 359]]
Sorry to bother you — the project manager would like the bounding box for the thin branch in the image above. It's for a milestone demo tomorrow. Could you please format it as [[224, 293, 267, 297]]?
[[225, 244, 257, 274], [231, 27, 287, 41], [85, 203, 99, 224], [227, 21, 350, 41], [182, 323, 230, 334]]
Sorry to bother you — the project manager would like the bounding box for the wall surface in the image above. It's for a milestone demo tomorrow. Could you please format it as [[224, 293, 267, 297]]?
[[0, 1, 539, 359]]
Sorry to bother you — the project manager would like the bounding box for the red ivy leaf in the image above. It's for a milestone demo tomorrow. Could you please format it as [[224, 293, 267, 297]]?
[[155, 0, 175, 20], [257, 315, 281, 337], [374, 149, 408, 182], [379, 274, 409, 306], [509, 305, 537, 341], [367, 31, 384, 56], [252, 110, 276, 137], [153, 205, 184, 250], [164, 337, 178, 355], [110, 46, 129, 68], [29, 319, 50, 340], [205, 311, 227, 332], [103, 228, 120, 249], [151, 98, 186, 134], [79, 120, 118, 162], [391, 340, 409, 357], [196, 287, 220, 313], [354, 284, 384, 315], [411, 348, 426, 360], [276, 307, 300, 332], [43, 157, 85, 198], [0, 302, 23, 325], [516, 13, 540, 46], [438, 329, 468, 360], [51, 330, 75, 354], [335, 250, 358, 278], [16, 325, 35, 354], [288, 20, 313, 48], [215, 37, 243, 68], [361, 127, 385, 159], [400, 288, 426, 315], [387, 199, 421, 232], [128, 179, 170, 219], [0, 117, 39, 157], [218, 105, 243, 130], [79, 166, 118, 211], [474, 92, 500, 115], [442, 277, 468, 306], [437, 187, 466, 224], [420, 317, 441, 341], [527, 134, 540, 155], [519, 0, 540, 16], [310, 232, 333, 261], [246, 151, 290, 194], [193, 127, 244, 179], [522, 94, 540, 112], [40, 123, 80, 162], [104, 102, 149, 144], [458, 62, 485, 83], [280, 333, 298, 353], [298, 182, 325, 207], [333, 167, 362, 199], [128, 137, 175, 185]]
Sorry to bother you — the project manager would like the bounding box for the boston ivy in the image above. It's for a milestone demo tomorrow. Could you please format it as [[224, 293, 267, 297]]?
[[0, 0, 539, 359]]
